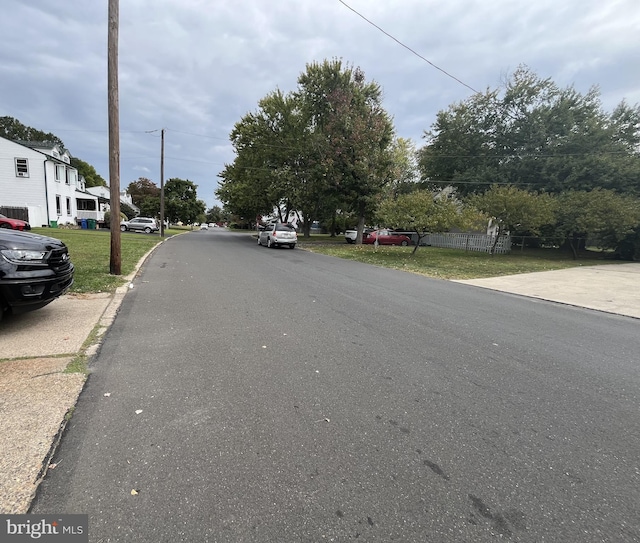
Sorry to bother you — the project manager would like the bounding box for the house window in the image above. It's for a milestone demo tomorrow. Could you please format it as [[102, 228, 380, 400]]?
[[56, 195, 61, 215], [55, 164, 65, 182], [15, 158, 29, 178], [77, 199, 96, 211], [68, 170, 77, 186], [66, 198, 72, 215]]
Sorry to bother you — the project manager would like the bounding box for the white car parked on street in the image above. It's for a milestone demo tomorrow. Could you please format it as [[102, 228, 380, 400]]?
[[258, 223, 297, 249]]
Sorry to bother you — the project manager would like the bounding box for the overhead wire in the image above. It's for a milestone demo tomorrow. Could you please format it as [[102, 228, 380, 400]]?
[[336, 0, 480, 94]]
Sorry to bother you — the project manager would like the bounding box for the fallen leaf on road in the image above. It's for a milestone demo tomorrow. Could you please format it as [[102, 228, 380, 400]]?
[[131, 489, 139, 496]]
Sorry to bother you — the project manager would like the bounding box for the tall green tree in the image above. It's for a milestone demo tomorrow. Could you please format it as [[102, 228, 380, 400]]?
[[217, 90, 305, 225], [126, 177, 160, 207], [296, 60, 395, 241], [206, 206, 227, 224], [418, 66, 640, 196], [164, 178, 205, 224], [138, 197, 160, 218], [217, 59, 395, 240]]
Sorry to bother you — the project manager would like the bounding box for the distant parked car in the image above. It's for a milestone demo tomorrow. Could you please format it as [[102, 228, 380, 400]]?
[[0, 229, 74, 320], [200, 223, 209, 230], [120, 217, 159, 233], [258, 222, 297, 249], [0, 213, 31, 231], [362, 229, 411, 246], [345, 228, 374, 243]]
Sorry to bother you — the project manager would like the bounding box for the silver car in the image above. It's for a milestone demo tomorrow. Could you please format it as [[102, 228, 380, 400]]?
[[258, 222, 297, 249], [120, 217, 159, 233]]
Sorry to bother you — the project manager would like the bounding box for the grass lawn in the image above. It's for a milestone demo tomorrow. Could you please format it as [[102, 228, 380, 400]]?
[[32, 228, 184, 293], [296, 235, 618, 280], [35, 228, 619, 295]]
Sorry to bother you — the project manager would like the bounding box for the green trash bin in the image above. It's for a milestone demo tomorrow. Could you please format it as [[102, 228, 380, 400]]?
[[49, 220, 58, 228], [87, 219, 96, 229]]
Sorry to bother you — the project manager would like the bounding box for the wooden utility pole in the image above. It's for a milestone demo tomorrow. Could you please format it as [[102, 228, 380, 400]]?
[[160, 128, 165, 237], [108, 0, 122, 275]]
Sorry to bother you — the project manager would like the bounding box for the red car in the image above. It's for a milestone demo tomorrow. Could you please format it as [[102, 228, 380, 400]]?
[[362, 229, 411, 246], [0, 213, 30, 231]]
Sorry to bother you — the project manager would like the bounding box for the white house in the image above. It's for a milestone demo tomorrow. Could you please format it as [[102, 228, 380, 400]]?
[[85, 185, 139, 217], [0, 136, 99, 227]]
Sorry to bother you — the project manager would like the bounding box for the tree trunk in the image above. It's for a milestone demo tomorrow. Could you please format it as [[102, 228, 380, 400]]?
[[298, 210, 310, 238], [412, 231, 425, 255], [490, 225, 502, 256], [355, 204, 366, 245]]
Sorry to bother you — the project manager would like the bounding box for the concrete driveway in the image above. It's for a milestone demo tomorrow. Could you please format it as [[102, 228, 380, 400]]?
[[454, 262, 640, 319]]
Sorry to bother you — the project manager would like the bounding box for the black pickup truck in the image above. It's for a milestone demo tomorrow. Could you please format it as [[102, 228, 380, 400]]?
[[0, 229, 74, 320]]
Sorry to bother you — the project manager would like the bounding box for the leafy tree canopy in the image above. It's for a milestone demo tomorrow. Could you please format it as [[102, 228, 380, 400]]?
[[467, 184, 556, 253], [377, 189, 483, 254], [206, 206, 227, 224], [127, 177, 160, 207], [217, 58, 395, 239], [554, 189, 640, 257], [0, 116, 65, 148], [138, 197, 160, 218], [164, 178, 206, 224], [418, 66, 640, 196], [468, 184, 556, 235], [385, 138, 420, 198], [71, 157, 107, 187]]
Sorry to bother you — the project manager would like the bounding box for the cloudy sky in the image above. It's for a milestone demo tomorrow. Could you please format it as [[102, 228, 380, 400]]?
[[1, 0, 638, 208]]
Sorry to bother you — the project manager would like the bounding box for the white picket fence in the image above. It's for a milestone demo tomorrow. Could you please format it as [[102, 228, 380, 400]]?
[[416, 232, 512, 254]]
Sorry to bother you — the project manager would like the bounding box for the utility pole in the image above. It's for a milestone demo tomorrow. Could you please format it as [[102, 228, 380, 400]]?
[[160, 128, 165, 237], [108, 0, 121, 274]]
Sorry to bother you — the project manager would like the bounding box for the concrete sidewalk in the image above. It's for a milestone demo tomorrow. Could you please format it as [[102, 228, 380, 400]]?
[[0, 261, 638, 514], [0, 285, 131, 514]]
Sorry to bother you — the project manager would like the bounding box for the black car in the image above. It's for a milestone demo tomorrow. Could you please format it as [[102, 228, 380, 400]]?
[[0, 229, 74, 320]]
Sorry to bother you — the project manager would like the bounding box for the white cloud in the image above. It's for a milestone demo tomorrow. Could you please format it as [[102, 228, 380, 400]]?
[[1, 0, 637, 207]]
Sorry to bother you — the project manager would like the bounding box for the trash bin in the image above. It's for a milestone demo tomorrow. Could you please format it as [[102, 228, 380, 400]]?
[[49, 220, 58, 228], [81, 219, 88, 229], [87, 219, 96, 230]]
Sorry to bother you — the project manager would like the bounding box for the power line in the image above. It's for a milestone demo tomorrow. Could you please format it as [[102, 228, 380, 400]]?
[[337, 0, 480, 94], [165, 128, 228, 141]]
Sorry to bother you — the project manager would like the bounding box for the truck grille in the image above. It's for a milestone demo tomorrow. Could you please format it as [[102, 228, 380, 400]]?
[[49, 248, 72, 272]]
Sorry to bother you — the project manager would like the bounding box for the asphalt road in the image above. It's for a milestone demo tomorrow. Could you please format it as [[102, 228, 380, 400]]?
[[32, 229, 640, 542]]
